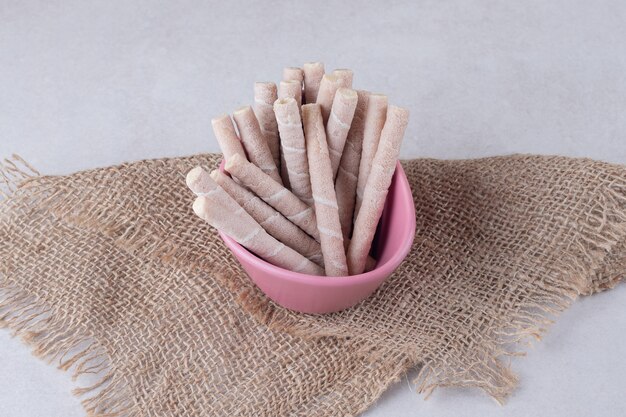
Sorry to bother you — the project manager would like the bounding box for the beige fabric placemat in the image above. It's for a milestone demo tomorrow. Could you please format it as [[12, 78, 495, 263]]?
[[1, 152, 624, 415]]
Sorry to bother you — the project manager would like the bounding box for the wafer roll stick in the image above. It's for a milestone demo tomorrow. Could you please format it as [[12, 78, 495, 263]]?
[[233, 106, 282, 184], [212, 114, 246, 163], [225, 154, 320, 241], [302, 104, 348, 276], [303, 62, 324, 104], [186, 169, 323, 275], [332, 69, 354, 88], [278, 80, 303, 109], [316, 74, 344, 125], [336, 90, 370, 241], [210, 169, 323, 266], [354, 93, 388, 220], [253, 82, 281, 169], [326, 88, 358, 179], [348, 105, 409, 275], [282, 67, 304, 84], [273, 97, 313, 204]]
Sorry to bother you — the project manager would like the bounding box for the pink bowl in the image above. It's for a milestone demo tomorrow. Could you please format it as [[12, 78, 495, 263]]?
[[218, 161, 416, 314]]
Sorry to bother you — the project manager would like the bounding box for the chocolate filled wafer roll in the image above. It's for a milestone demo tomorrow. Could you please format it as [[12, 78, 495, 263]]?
[[233, 106, 282, 184], [354, 93, 388, 220], [210, 169, 323, 266], [274, 97, 313, 204], [303, 62, 324, 104], [253, 82, 281, 169], [225, 154, 319, 241], [326, 88, 358, 179], [348, 105, 409, 275], [302, 103, 348, 276], [316, 74, 343, 125], [186, 169, 323, 275], [335, 90, 370, 241], [212, 114, 246, 163]]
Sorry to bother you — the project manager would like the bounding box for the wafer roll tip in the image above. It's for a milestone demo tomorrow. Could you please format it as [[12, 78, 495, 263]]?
[[233, 105, 253, 115], [321, 73, 339, 84], [389, 105, 410, 120], [185, 166, 204, 191], [211, 113, 231, 125], [332, 68, 354, 85], [192, 195, 208, 217], [303, 61, 324, 69]]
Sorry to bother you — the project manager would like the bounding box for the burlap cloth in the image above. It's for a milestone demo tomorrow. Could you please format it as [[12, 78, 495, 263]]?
[[1, 152, 624, 416]]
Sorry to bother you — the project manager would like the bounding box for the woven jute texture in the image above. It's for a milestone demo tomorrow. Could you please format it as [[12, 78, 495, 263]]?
[[1, 152, 625, 416]]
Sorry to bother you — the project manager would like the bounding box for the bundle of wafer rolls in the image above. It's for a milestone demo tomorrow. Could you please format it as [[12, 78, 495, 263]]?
[[187, 63, 409, 276]]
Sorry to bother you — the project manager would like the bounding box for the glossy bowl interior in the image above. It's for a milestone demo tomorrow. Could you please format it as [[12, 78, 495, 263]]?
[[218, 161, 416, 314]]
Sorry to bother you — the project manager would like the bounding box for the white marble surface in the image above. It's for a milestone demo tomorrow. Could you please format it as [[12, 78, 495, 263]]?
[[1, 1, 625, 416]]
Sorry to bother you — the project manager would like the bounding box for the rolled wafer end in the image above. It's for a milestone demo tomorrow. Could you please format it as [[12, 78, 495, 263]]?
[[211, 113, 246, 162], [283, 67, 304, 83], [332, 68, 354, 88], [186, 166, 206, 193], [303, 62, 325, 104], [254, 82, 278, 105], [332, 88, 358, 123], [192, 195, 210, 219], [303, 62, 324, 71], [278, 80, 303, 107], [233, 105, 252, 117], [186, 165, 222, 197], [316, 74, 343, 123], [385, 105, 410, 139], [273, 97, 301, 124], [211, 113, 230, 127]]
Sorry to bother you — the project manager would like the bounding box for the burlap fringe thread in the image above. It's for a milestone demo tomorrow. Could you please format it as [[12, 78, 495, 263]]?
[[0, 156, 132, 416], [1, 153, 625, 415]]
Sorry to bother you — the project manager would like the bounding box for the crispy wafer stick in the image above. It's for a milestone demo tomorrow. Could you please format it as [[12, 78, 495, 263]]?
[[354, 93, 388, 219], [303, 62, 324, 104], [278, 80, 302, 108], [186, 169, 323, 275], [225, 154, 320, 241], [253, 82, 281, 169], [302, 104, 348, 276], [336, 90, 370, 241], [233, 106, 282, 184], [210, 169, 323, 266], [332, 68, 354, 88], [212, 114, 246, 163], [273, 97, 313, 204], [316, 74, 344, 125], [347, 105, 409, 275], [326, 88, 358, 179], [283, 67, 304, 84]]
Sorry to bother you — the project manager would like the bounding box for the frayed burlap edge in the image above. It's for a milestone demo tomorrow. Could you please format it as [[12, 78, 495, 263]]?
[[240, 157, 626, 403], [2, 154, 625, 407], [0, 155, 134, 417]]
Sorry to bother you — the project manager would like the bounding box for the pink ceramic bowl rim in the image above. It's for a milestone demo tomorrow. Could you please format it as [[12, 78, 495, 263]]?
[[218, 161, 416, 287]]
